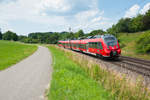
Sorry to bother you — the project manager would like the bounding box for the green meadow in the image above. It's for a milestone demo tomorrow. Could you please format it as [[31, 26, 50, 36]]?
[[47, 45, 113, 100], [47, 45, 150, 100], [0, 40, 37, 70], [118, 31, 150, 60]]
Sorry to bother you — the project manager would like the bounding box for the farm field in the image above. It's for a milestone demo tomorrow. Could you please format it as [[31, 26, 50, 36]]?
[[47, 45, 113, 100], [118, 31, 150, 60], [0, 40, 37, 70]]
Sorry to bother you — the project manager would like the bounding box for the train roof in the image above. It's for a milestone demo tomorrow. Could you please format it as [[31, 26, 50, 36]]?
[[58, 34, 116, 43]]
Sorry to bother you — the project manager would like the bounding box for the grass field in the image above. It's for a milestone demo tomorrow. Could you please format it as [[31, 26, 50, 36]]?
[[0, 40, 37, 70], [54, 46, 150, 100], [47, 46, 113, 100], [118, 32, 150, 60]]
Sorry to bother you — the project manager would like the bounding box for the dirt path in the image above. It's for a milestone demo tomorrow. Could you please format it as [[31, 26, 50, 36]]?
[[0, 46, 52, 100]]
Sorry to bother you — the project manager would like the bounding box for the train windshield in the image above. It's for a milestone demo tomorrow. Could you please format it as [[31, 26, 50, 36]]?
[[104, 37, 117, 46]]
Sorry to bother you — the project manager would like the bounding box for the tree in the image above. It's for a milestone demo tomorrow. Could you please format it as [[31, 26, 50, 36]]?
[[18, 35, 28, 42], [115, 18, 131, 33], [142, 9, 150, 30], [0, 31, 2, 40], [11, 33, 18, 41], [136, 31, 150, 53], [3, 31, 12, 40], [3, 31, 18, 41], [89, 29, 105, 36], [129, 14, 144, 32], [75, 29, 84, 38], [107, 25, 117, 34]]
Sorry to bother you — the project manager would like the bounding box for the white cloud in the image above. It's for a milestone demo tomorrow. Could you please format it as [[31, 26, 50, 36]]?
[[91, 14, 108, 23], [73, 8, 111, 33], [75, 9, 101, 22], [91, 16, 103, 23], [37, 0, 71, 13], [0, 0, 67, 29], [140, 2, 150, 14], [0, 0, 113, 34], [124, 4, 140, 18]]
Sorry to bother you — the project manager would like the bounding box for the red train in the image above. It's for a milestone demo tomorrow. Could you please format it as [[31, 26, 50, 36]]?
[[58, 34, 121, 58]]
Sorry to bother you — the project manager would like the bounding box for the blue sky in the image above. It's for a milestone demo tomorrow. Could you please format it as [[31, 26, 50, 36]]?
[[0, 0, 150, 35]]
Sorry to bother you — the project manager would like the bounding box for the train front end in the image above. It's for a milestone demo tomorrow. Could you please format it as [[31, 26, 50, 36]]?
[[102, 34, 121, 58]]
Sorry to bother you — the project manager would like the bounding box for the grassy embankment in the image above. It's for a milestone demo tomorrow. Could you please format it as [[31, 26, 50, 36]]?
[[0, 40, 37, 70], [48, 45, 150, 100], [118, 31, 150, 60], [47, 45, 113, 100]]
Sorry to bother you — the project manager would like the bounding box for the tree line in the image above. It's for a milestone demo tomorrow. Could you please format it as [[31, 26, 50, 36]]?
[[0, 29, 105, 44], [107, 9, 150, 34]]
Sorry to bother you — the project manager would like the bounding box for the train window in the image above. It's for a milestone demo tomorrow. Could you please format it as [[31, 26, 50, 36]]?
[[86, 44, 88, 49], [98, 42, 103, 49], [90, 42, 92, 48], [82, 44, 84, 49], [88, 42, 91, 48], [90, 43, 92, 48], [92, 42, 96, 48], [95, 42, 98, 48], [104, 37, 115, 41], [95, 42, 97, 48], [91, 42, 93, 48], [92, 42, 94, 48]]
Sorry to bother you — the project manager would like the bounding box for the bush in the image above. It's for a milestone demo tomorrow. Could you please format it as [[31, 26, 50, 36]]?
[[136, 31, 150, 53], [3, 31, 18, 41]]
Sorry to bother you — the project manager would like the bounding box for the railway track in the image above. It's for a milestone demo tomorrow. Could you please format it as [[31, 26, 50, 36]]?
[[111, 56, 150, 77], [77, 50, 150, 77], [120, 56, 150, 66]]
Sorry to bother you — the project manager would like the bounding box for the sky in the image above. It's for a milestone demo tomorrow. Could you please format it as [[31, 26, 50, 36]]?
[[0, 0, 150, 35]]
